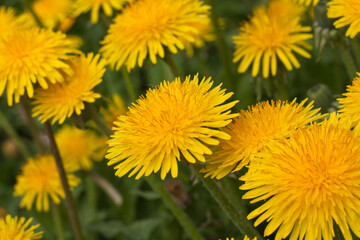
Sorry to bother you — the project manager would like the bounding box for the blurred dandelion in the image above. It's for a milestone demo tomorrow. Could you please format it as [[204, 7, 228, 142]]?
[[106, 74, 238, 179], [32, 53, 106, 124], [14, 154, 80, 212], [100, 94, 128, 128], [56, 125, 107, 170], [0, 215, 43, 240]]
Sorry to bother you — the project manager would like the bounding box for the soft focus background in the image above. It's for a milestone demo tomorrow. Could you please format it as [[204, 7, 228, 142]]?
[[0, 0, 356, 239]]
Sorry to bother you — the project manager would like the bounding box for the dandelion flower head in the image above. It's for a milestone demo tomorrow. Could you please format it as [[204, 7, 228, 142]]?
[[0, 7, 21, 38], [21, 0, 74, 30], [338, 73, 360, 126], [202, 99, 320, 179], [32, 53, 106, 124], [100, 94, 128, 128], [240, 115, 360, 240], [106, 75, 238, 179], [0, 215, 43, 240], [73, 0, 132, 23], [0, 28, 75, 106], [233, 0, 312, 78], [100, 0, 211, 71], [14, 154, 80, 212], [327, 0, 360, 38], [56, 125, 107, 170]]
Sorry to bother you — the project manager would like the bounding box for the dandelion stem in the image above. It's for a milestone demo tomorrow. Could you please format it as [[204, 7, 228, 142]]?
[[121, 67, 137, 102], [146, 174, 205, 240], [335, 39, 357, 80], [164, 50, 181, 78], [19, 98, 43, 154], [205, 0, 235, 90], [88, 171, 123, 206], [87, 104, 113, 137], [0, 108, 31, 159], [192, 164, 265, 240], [51, 201, 65, 240], [87, 109, 204, 240], [43, 121, 83, 240]]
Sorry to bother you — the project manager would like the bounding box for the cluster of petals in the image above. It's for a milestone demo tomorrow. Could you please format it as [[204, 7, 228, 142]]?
[[32, 53, 106, 124], [0, 27, 76, 106], [202, 99, 321, 179], [240, 114, 360, 240], [233, 0, 312, 78], [106, 74, 238, 179], [100, 0, 212, 71], [0, 215, 43, 240], [327, 0, 360, 38], [14, 154, 80, 212]]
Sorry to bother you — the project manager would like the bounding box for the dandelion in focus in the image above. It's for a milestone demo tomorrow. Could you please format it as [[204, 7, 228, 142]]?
[[100, 0, 211, 71], [106, 75, 238, 179], [0, 28, 75, 106], [56, 125, 106, 170], [0, 215, 43, 240], [327, 0, 360, 38], [240, 115, 360, 240], [73, 0, 132, 23], [233, 0, 312, 78], [32, 53, 106, 124], [202, 99, 321, 179], [14, 154, 80, 212]]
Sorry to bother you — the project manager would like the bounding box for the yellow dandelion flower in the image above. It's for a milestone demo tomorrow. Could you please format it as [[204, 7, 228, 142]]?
[[106, 75, 238, 179], [21, 0, 74, 29], [0, 28, 75, 106], [240, 116, 360, 240], [100, 94, 128, 128], [0, 7, 21, 38], [56, 125, 106, 170], [202, 99, 321, 179], [14, 154, 80, 212], [233, 1, 312, 78], [338, 73, 360, 126], [100, 0, 211, 71], [73, 0, 132, 24], [290, 0, 318, 6], [327, 0, 360, 38], [0, 215, 43, 240], [32, 53, 106, 124]]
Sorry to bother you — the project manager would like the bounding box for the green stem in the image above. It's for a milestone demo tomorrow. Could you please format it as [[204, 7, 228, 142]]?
[[51, 201, 65, 240], [44, 121, 83, 240], [88, 171, 123, 206], [87, 104, 113, 137], [350, 38, 360, 70], [192, 164, 265, 240], [121, 67, 137, 102], [164, 50, 181, 78], [87, 109, 204, 240], [0, 109, 31, 159], [146, 175, 205, 240], [335, 40, 357, 80], [19, 98, 43, 154], [205, 0, 235, 90]]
